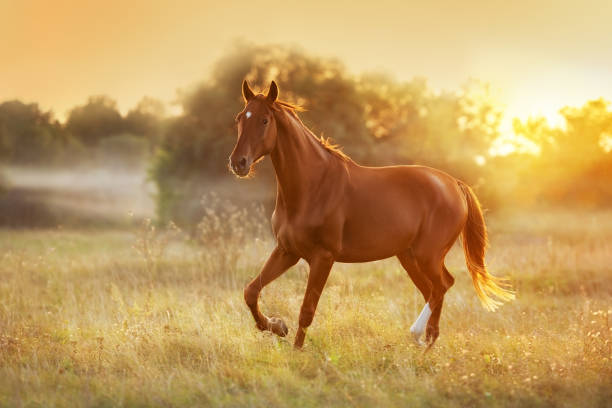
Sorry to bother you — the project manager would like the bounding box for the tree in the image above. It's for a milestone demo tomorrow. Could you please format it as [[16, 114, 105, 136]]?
[[124, 97, 166, 147], [0, 100, 72, 165], [65, 96, 124, 147], [508, 99, 612, 206]]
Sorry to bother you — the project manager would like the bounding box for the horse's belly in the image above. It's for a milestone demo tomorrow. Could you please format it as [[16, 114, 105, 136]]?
[[336, 246, 399, 263], [336, 212, 419, 262]]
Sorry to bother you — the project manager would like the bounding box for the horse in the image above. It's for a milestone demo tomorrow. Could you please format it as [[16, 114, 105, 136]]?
[[229, 80, 514, 349]]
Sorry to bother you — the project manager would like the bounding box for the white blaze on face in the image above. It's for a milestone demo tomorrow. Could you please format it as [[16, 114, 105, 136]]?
[[410, 303, 432, 342], [245, 111, 252, 119]]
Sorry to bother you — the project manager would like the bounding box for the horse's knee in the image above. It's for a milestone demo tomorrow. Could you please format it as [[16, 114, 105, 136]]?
[[244, 284, 259, 308]]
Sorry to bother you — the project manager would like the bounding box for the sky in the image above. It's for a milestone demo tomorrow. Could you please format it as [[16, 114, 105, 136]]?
[[1, 0, 611, 127]]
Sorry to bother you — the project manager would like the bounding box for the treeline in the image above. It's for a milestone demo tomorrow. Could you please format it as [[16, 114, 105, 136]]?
[[151, 42, 612, 225], [496, 100, 612, 207], [0, 96, 165, 167], [2, 42, 611, 226], [151, 42, 505, 224]]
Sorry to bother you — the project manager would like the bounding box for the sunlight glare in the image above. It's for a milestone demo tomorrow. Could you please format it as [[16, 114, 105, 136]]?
[[492, 96, 567, 157], [475, 155, 486, 166], [600, 132, 612, 152]]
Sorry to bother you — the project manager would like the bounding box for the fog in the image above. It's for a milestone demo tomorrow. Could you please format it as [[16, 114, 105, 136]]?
[[0, 165, 155, 228]]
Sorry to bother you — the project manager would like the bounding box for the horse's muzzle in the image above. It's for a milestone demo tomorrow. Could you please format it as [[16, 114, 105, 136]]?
[[230, 156, 250, 177]]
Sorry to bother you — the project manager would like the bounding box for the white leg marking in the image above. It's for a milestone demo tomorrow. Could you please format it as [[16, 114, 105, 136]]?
[[410, 303, 432, 343]]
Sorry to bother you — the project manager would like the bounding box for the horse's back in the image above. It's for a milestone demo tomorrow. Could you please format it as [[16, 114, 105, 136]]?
[[347, 163, 465, 214], [336, 164, 467, 262]]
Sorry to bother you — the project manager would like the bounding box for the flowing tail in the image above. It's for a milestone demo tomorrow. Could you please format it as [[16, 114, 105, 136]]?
[[457, 180, 515, 311]]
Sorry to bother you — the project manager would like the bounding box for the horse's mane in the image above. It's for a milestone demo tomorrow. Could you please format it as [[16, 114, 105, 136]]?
[[273, 100, 352, 162]]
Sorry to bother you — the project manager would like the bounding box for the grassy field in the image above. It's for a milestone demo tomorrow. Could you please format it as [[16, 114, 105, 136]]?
[[0, 210, 611, 407]]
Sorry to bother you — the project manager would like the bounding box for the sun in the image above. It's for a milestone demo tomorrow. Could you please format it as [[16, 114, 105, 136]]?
[[490, 96, 567, 157]]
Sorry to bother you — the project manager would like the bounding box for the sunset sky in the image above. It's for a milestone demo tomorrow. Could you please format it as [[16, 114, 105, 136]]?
[[1, 0, 611, 127]]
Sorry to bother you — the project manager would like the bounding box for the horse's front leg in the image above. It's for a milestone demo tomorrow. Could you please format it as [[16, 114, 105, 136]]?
[[244, 246, 299, 337], [294, 251, 334, 349]]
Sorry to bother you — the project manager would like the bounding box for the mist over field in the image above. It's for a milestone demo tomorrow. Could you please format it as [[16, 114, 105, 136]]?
[[0, 164, 154, 228]]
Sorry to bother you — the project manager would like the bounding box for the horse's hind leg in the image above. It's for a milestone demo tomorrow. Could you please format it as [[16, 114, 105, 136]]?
[[425, 266, 454, 347], [413, 253, 455, 348], [397, 251, 432, 344], [397, 250, 431, 302], [399, 236, 456, 348]]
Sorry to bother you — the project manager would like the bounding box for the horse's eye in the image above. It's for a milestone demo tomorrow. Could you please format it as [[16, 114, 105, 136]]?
[[263, 118, 268, 125]]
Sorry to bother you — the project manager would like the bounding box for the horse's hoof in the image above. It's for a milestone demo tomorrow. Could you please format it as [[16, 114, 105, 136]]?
[[268, 317, 288, 337], [410, 328, 425, 346], [425, 326, 439, 348]]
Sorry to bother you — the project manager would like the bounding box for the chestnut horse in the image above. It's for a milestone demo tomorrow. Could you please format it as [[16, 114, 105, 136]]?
[[230, 80, 514, 349]]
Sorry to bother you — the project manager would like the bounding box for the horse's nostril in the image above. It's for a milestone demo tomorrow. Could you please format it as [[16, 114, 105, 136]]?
[[239, 157, 247, 167]]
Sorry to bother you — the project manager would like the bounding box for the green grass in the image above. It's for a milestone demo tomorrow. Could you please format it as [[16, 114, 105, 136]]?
[[0, 210, 611, 407]]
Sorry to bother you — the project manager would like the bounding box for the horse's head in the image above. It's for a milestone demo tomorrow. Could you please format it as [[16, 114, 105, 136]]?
[[229, 80, 279, 177]]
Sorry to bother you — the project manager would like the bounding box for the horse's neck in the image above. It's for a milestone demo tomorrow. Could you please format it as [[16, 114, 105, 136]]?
[[270, 111, 333, 210]]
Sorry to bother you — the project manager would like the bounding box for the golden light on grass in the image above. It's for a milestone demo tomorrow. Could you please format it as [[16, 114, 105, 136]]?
[[0, 208, 611, 406]]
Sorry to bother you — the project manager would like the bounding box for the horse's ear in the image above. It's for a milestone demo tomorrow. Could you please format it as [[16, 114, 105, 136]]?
[[267, 81, 278, 103], [242, 80, 255, 102]]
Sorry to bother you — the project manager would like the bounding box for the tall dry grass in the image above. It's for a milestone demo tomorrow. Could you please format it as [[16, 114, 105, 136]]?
[[0, 207, 610, 407]]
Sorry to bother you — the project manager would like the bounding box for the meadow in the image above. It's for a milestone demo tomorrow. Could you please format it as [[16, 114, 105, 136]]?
[[0, 208, 611, 407]]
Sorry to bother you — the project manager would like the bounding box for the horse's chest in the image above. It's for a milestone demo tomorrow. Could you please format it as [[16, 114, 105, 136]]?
[[272, 210, 341, 258], [275, 220, 317, 253]]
